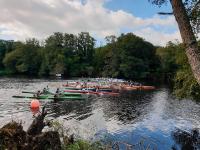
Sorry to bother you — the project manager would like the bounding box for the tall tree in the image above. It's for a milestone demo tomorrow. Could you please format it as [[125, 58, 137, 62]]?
[[0, 40, 14, 69], [100, 33, 160, 79], [3, 39, 41, 75], [77, 32, 95, 63], [150, 0, 200, 84]]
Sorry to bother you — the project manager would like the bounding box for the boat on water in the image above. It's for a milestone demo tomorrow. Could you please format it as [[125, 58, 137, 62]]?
[[12, 94, 85, 100], [64, 89, 119, 96], [22, 91, 82, 96], [62, 79, 156, 92], [121, 85, 156, 90], [13, 88, 85, 100]]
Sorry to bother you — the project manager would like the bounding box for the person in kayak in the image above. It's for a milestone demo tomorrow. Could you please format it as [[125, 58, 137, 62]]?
[[83, 82, 87, 88], [95, 86, 100, 92], [54, 93, 59, 102], [42, 88, 48, 94], [56, 88, 61, 94], [33, 90, 41, 98], [46, 85, 49, 91]]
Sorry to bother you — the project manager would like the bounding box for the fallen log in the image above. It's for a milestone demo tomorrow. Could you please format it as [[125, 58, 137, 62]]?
[[27, 106, 48, 136]]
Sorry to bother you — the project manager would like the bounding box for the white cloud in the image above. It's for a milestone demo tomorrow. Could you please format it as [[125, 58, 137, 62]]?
[[134, 27, 182, 46], [0, 0, 180, 45]]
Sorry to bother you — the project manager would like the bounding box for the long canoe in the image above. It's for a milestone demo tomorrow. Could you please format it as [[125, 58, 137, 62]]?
[[64, 87, 96, 91], [64, 90, 119, 96], [13, 95, 85, 100], [64, 87, 113, 92], [13, 95, 49, 99], [64, 89, 97, 94], [122, 86, 156, 90], [22, 91, 82, 96]]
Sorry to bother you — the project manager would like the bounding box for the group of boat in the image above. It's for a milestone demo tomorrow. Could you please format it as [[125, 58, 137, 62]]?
[[63, 79, 155, 92], [12, 79, 155, 101], [13, 87, 86, 101]]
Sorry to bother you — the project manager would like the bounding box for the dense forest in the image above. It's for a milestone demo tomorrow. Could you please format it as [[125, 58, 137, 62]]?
[[0, 32, 200, 99], [0, 32, 160, 79]]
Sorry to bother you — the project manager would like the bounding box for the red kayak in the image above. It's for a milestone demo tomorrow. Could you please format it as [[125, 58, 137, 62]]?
[[64, 90, 119, 96]]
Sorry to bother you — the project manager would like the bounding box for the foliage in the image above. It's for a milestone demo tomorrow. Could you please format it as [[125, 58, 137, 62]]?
[[0, 32, 160, 80], [156, 41, 200, 99], [1, 32, 96, 77], [38, 32, 95, 77], [173, 42, 200, 99], [156, 42, 181, 82], [0, 40, 14, 69], [64, 140, 105, 150], [49, 120, 106, 150], [3, 39, 41, 75], [94, 33, 160, 80]]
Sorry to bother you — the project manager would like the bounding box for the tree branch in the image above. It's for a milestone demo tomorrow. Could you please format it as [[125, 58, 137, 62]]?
[[158, 12, 173, 15]]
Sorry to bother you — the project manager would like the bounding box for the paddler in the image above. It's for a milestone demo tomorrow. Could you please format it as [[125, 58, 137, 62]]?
[[56, 88, 61, 94], [95, 86, 100, 92], [34, 90, 41, 98], [54, 93, 59, 102], [42, 87, 47, 94], [83, 82, 87, 88]]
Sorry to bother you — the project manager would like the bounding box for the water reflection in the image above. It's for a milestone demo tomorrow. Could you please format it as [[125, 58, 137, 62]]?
[[46, 99, 94, 120], [96, 91, 155, 125], [0, 78, 200, 149], [172, 128, 200, 150]]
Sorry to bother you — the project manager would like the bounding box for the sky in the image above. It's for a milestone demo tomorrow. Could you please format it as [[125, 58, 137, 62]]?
[[0, 0, 182, 46]]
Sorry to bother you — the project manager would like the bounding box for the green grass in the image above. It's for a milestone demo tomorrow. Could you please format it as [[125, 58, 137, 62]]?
[[63, 140, 105, 150]]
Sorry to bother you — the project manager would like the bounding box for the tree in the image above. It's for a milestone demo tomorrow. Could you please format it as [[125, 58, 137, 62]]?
[[3, 39, 41, 75], [77, 32, 95, 63], [156, 42, 180, 81], [150, 0, 200, 84], [99, 33, 160, 79], [0, 40, 14, 69]]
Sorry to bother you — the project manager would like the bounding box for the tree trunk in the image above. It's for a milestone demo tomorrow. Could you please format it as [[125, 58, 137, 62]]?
[[170, 0, 200, 84]]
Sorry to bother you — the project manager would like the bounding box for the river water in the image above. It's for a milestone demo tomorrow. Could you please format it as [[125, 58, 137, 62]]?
[[0, 77, 200, 149]]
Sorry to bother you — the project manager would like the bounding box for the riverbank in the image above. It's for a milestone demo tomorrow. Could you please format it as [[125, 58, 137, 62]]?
[[1, 112, 199, 150], [0, 107, 107, 150]]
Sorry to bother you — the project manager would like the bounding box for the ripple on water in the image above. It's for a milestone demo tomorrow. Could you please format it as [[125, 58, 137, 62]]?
[[0, 78, 200, 149]]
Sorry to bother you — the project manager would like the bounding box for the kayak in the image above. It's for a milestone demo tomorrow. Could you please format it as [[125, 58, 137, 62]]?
[[64, 89, 98, 94], [13, 95, 49, 99], [64, 87, 96, 91], [22, 91, 82, 96], [64, 90, 119, 96], [96, 91, 119, 96], [64, 87, 113, 92], [49, 96, 85, 100], [122, 86, 156, 90], [98, 89, 112, 92], [13, 95, 85, 100]]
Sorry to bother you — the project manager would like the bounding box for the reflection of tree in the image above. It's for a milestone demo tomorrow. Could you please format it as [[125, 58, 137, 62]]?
[[46, 98, 93, 120], [100, 90, 155, 124], [44, 90, 155, 124], [172, 128, 200, 150]]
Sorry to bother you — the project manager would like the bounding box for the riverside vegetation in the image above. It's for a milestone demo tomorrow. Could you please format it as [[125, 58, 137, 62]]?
[[0, 32, 200, 99]]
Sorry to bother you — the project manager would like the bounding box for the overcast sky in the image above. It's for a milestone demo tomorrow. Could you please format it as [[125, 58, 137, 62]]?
[[0, 0, 181, 46]]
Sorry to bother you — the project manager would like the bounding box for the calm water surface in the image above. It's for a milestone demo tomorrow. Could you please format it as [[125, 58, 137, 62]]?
[[0, 78, 200, 149]]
